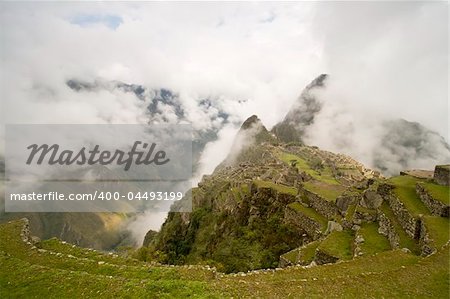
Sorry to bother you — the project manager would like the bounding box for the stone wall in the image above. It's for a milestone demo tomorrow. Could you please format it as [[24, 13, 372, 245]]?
[[377, 183, 394, 197], [353, 210, 377, 224], [302, 189, 339, 219], [20, 218, 32, 244], [250, 184, 297, 206], [434, 165, 450, 186], [416, 183, 449, 217], [377, 211, 400, 249], [314, 248, 339, 265], [418, 218, 436, 256], [284, 205, 322, 240], [378, 184, 418, 239], [353, 230, 364, 257], [278, 256, 291, 268], [276, 192, 298, 206], [335, 194, 358, 214], [250, 184, 275, 198]]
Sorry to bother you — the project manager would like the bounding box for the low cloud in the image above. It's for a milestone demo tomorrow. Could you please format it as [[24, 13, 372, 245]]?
[[193, 123, 239, 184], [301, 2, 449, 174], [126, 212, 168, 246]]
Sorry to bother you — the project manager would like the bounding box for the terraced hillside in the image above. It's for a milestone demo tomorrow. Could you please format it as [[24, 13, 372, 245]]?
[[1, 219, 449, 298], [150, 139, 384, 272], [147, 116, 450, 275]]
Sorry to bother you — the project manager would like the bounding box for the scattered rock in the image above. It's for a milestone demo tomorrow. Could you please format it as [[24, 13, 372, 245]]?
[[355, 235, 365, 244], [353, 218, 362, 225], [31, 236, 41, 244], [325, 221, 343, 234], [401, 248, 411, 254]]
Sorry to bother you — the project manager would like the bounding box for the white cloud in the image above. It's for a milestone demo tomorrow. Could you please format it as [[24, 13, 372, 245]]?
[[0, 2, 323, 128], [193, 123, 239, 185], [301, 1, 449, 174]]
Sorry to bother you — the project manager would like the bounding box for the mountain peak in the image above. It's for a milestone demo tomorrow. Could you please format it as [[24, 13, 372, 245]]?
[[271, 74, 328, 143], [217, 115, 275, 168], [240, 115, 262, 131], [236, 115, 272, 142], [308, 73, 328, 89]]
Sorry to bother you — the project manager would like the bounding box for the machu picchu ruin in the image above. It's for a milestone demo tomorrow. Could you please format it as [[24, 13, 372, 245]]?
[[145, 115, 450, 278]]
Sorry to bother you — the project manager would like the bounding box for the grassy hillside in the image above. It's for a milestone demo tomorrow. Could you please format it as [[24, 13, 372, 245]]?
[[0, 219, 220, 298], [1, 219, 448, 298], [216, 247, 450, 298]]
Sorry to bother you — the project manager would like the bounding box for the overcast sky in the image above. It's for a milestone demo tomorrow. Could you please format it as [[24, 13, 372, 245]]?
[[1, 1, 446, 133]]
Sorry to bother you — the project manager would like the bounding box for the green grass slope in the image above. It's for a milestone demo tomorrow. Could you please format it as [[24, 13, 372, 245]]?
[[1, 219, 449, 298], [388, 176, 430, 216], [288, 202, 328, 231], [317, 230, 354, 260], [0, 220, 220, 298], [358, 222, 391, 256], [216, 248, 449, 298]]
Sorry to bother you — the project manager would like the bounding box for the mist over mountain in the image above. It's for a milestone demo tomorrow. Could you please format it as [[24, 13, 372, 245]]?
[[65, 77, 239, 176], [65, 75, 450, 178], [66, 78, 231, 125], [272, 74, 328, 143], [271, 75, 450, 176], [1, 1, 448, 248], [2, 72, 448, 247], [374, 119, 450, 175]]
